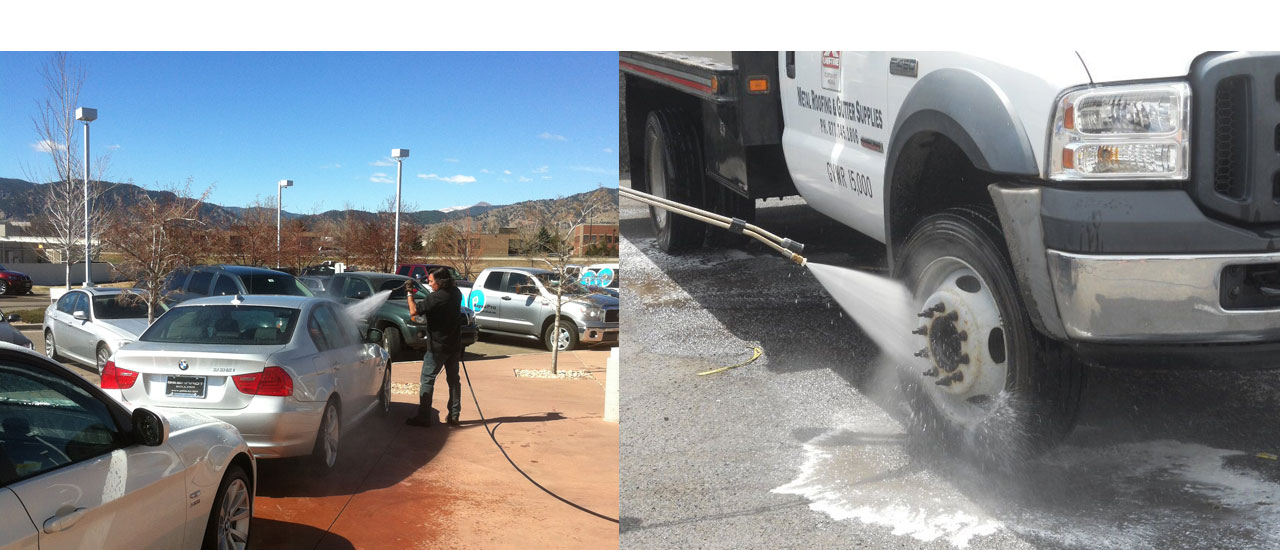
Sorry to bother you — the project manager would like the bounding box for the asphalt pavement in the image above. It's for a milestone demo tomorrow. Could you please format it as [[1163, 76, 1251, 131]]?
[[619, 185, 1280, 549]]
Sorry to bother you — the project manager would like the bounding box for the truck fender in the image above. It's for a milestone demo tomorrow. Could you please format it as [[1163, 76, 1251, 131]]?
[[884, 68, 1039, 264]]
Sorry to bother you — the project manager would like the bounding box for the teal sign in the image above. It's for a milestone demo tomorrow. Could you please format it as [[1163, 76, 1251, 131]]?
[[580, 268, 615, 288], [467, 289, 486, 313]]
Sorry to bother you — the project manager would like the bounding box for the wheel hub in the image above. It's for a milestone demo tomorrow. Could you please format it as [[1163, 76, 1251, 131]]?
[[911, 260, 1009, 424]]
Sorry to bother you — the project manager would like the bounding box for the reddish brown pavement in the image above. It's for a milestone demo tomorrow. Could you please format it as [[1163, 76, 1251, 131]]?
[[249, 348, 619, 549]]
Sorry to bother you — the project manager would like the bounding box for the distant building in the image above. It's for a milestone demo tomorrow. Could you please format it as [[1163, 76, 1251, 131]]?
[[571, 224, 619, 256]]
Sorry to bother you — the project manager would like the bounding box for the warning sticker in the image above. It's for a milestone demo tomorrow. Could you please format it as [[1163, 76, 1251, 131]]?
[[821, 51, 841, 92]]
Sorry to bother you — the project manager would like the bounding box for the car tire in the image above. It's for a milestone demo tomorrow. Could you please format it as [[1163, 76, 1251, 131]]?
[[543, 319, 579, 352], [0, 280, 8, 295], [96, 344, 111, 375], [44, 330, 60, 361], [310, 399, 341, 473], [642, 109, 705, 253], [381, 326, 403, 361], [895, 205, 1084, 460], [201, 464, 252, 550], [378, 360, 392, 417]]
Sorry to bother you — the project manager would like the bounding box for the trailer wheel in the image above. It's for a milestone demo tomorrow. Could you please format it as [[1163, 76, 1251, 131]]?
[[895, 205, 1084, 460], [643, 109, 705, 252]]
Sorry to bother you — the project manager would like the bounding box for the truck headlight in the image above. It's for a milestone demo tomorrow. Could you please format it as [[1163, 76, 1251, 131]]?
[[1048, 82, 1190, 180], [584, 307, 601, 319]]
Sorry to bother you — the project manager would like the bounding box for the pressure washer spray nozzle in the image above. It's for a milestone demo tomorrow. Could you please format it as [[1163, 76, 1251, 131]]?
[[792, 253, 807, 267], [781, 238, 805, 255]]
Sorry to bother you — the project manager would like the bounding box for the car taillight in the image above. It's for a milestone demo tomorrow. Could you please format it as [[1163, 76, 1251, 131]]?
[[100, 361, 139, 389], [232, 366, 293, 397]]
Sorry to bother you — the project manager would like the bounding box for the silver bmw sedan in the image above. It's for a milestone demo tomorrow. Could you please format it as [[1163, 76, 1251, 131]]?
[[42, 287, 152, 373], [99, 294, 392, 472]]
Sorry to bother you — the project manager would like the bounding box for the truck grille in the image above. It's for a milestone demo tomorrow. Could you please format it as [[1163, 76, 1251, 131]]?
[[605, 309, 618, 323], [1191, 53, 1280, 224]]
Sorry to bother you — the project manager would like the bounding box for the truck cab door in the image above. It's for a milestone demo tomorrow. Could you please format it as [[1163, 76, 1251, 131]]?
[[498, 272, 543, 337], [780, 51, 890, 242]]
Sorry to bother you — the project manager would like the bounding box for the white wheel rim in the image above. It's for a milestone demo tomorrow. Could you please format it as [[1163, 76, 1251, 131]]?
[[323, 406, 339, 467], [44, 333, 54, 358], [913, 256, 1010, 428], [556, 327, 571, 350], [97, 348, 109, 370], [217, 478, 251, 550], [646, 131, 670, 230]]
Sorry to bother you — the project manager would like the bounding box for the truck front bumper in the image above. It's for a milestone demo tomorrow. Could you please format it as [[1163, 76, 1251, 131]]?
[[990, 184, 1280, 356], [578, 322, 619, 344]]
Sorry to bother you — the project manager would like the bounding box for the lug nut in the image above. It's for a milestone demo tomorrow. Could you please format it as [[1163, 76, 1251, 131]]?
[[945, 311, 959, 322], [935, 371, 964, 386], [958, 353, 970, 365], [918, 303, 945, 318], [922, 367, 938, 377], [911, 326, 928, 335], [958, 330, 967, 341], [914, 348, 930, 359]]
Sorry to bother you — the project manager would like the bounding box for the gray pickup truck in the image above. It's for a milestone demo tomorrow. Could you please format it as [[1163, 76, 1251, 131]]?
[[471, 267, 619, 351]]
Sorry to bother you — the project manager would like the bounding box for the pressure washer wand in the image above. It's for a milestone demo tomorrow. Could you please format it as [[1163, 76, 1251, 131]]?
[[618, 186, 807, 266]]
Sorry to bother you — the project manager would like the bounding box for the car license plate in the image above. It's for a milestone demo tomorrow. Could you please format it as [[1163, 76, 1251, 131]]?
[[166, 375, 207, 398]]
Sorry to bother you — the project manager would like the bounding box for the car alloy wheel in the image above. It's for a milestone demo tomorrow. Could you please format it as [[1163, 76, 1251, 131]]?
[[44, 331, 57, 360], [217, 478, 251, 550], [96, 345, 111, 375], [379, 361, 392, 416], [320, 403, 340, 469]]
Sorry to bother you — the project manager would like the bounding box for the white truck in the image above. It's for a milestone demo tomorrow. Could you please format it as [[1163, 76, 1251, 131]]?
[[622, 51, 1280, 455]]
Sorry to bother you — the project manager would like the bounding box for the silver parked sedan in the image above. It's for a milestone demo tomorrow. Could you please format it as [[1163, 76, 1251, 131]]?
[[43, 287, 152, 373], [0, 341, 256, 550], [100, 295, 392, 471]]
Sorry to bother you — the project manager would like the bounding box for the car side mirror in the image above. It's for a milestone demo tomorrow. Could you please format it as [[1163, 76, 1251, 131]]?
[[6, 314, 19, 323], [132, 408, 170, 447], [366, 327, 384, 344], [73, 310, 88, 321]]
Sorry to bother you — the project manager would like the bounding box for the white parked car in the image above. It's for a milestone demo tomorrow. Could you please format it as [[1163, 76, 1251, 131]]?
[[43, 287, 152, 373], [101, 295, 392, 471], [0, 341, 256, 550]]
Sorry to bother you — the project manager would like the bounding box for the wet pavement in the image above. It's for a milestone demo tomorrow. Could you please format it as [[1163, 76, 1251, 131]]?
[[619, 184, 1280, 549]]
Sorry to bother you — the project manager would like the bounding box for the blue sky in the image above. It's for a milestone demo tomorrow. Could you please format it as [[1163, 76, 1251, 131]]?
[[0, 52, 619, 213]]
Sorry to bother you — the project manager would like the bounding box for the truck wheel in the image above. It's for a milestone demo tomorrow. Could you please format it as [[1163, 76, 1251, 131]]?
[[642, 109, 705, 253], [381, 327, 403, 361], [895, 205, 1084, 459], [544, 319, 579, 352], [0, 280, 8, 295]]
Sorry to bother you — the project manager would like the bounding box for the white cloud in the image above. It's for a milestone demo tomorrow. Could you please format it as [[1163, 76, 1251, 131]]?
[[518, 176, 532, 182], [31, 140, 65, 153], [538, 132, 567, 141], [603, 148, 614, 153], [532, 165, 549, 174], [571, 166, 619, 175], [106, 144, 122, 151], [370, 158, 395, 167], [417, 173, 476, 185], [480, 169, 491, 174], [503, 170, 512, 175], [370, 173, 393, 183]]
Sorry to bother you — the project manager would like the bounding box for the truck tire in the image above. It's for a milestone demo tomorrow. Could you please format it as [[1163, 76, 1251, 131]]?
[[895, 205, 1084, 460], [381, 326, 403, 361], [544, 319, 579, 352], [642, 109, 705, 253]]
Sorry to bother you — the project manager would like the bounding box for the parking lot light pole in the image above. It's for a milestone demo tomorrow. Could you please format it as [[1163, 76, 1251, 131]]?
[[277, 179, 293, 269], [76, 107, 97, 287], [392, 149, 409, 271]]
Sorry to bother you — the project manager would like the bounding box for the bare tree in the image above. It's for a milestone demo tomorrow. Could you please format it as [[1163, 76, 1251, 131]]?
[[516, 187, 613, 373], [100, 181, 213, 323], [332, 198, 419, 273], [222, 196, 277, 268], [25, 52, 114, 289], [430, 216, 482, 279]]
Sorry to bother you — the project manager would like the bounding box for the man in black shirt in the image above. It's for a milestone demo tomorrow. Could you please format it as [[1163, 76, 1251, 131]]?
[[404, 267, 464, 427]]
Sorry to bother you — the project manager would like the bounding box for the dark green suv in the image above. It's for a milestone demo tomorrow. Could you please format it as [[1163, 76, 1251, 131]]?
[[326, 272, 478, 359]]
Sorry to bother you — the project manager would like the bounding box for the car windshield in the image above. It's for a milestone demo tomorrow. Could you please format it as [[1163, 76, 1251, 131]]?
[[238, 274, 312, 296], [140, 305, 300, 345], [535, 273, 591, 296], [92, 294, 149, 320]]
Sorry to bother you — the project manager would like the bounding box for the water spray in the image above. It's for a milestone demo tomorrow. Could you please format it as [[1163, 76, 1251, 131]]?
[[619, 187, 808, 266]]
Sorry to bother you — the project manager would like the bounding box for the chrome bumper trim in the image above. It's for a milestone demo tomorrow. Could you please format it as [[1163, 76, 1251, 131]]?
[[1046, 250, 1280, 343]]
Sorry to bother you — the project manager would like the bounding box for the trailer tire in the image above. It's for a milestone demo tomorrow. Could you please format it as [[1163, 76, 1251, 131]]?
[[642, 109, 705, 253], [895, 205, 1083, 461]]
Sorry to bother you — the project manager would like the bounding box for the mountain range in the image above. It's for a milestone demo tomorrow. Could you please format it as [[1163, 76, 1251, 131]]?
[[0, 177, 616, 232]]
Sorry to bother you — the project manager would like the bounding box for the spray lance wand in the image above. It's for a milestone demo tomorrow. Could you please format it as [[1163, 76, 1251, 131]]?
[[618, 186, 808, 266]]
